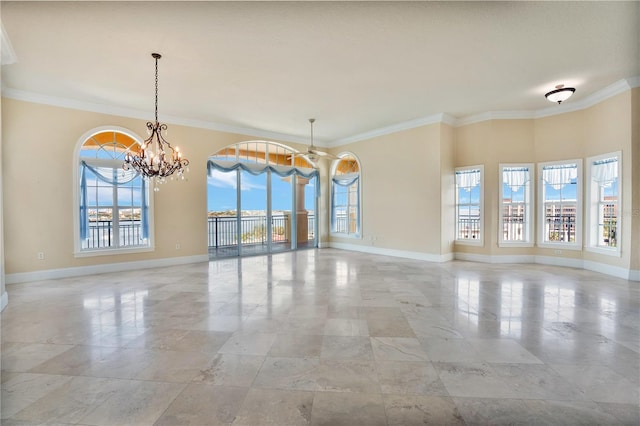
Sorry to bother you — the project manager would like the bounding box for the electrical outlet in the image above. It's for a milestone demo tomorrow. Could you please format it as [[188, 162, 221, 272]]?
[[554, 249, 562, 255], [37, 252, 45, 260], [175, 243, 181, 250]]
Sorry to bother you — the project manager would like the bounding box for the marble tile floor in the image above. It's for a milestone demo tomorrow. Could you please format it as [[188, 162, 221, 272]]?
[[1, 248, 639, 425]]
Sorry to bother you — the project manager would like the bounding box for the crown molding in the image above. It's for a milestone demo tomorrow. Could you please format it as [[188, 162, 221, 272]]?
[[454, 77, 639, 126], [0, 86, 321, 147], [454, 110, 537, 127], [533, 77, 637, 119], [627, 76, 640, 89], [1, 21, 18, 66], [329, 113, 453, 147], [328, 76, 639, 145], [2, 76, 638, 147]]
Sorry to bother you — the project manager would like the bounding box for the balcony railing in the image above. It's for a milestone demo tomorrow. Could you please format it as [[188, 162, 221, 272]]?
[[544, 214, 576, 242], [83, 220, 144, 249], [457, 217, 480, 240], [83, 215, 316, 250], [598, 218, 617, 247], [208, 214, 315, 248], [502, 215, 525, 241]]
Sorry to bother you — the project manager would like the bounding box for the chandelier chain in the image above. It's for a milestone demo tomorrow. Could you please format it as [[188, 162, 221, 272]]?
[[155, 55, 159, 123]]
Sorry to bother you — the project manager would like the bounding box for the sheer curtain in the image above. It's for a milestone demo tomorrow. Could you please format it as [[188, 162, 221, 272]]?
[[456, 169, 481, 190], [80, 161, 148, 240], [542, 164, 577, 190], [503, 167, 529, 192], [591, 157, 618, 187]]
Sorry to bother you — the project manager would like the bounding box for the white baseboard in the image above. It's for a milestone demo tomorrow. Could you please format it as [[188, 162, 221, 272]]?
[[5, 249, 638, 286], [1, 291, 8, 311], [533, 255, 584, 270], [330, 243, 638, 282], [455, 253, 637, 281], [329, 242, 452, 263], [582, 260, 635, 280], [5, 254, 209, 285], [455, 253, 535, 264]]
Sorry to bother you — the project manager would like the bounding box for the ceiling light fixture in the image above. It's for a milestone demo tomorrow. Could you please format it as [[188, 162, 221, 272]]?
[[124, 53, 189, 188], [295, 118, 337, 165], [544, 84, 576, 104]]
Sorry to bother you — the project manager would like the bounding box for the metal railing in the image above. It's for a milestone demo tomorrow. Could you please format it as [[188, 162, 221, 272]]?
[[84, 220, 143, 249], [457, 217, 480, 240], [502, 215, 525, 241], [83, 215, 316, 250], [208, 214, 315, 248], [544, 214, 576, 242], [598, 218, 617, 247]]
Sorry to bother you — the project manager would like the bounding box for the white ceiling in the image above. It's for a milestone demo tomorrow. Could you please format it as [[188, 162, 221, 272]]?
[[1, 1, 638, 145]]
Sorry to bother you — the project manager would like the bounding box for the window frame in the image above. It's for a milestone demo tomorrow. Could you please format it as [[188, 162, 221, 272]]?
[[585, 151, 621, 257], [537, 159, 582, 250], [330, 152, 362, 239], [73, 126, 154, 257], [455, 164, 484, 246], [498, 163, 534, 248]]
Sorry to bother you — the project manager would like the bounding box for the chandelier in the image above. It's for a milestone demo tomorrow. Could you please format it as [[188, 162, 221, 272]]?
[[124, 53, 189, 188]]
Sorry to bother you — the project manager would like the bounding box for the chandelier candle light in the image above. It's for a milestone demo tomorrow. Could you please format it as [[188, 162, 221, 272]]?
[[124, 53, 189, 190]]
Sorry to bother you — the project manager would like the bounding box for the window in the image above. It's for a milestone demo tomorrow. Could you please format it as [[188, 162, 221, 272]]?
[[74, 128, 152, 255], [538, 160, 582, 249], [586, 152, 620, 255], [331, 153, 361, 237], [455, 165, 483, 245], [499, 164, 533, 247]]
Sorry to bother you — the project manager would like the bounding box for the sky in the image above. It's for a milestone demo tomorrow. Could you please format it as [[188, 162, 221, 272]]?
[[84, 167, 316, 212], [207, 169, 316, 212]]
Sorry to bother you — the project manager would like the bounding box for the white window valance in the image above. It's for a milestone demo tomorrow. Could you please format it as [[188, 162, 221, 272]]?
[[456, 169, 481, 191], [592, 157, 618, 186], [503, 167, 529, 192], [542, 164, 577, 190]]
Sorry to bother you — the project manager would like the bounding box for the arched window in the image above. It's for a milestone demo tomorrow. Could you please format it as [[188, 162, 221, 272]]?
[[74, 127, 152, 255], [331, 153, 361, 237]]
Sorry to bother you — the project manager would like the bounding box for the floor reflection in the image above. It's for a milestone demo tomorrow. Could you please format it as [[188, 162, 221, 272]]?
[[2, 249, 638, 425]]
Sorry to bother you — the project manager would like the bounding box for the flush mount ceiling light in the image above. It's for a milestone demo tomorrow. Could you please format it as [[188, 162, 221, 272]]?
[[124, 53, 189, 188], [545, 84, 576, 104]]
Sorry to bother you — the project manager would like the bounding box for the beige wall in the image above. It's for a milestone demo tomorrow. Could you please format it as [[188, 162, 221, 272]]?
[[1, 98, 310, 275], [631, 88, 640, 271], [2, 88, 638, 278], [0, 85, 5, 306], [580, 91, 633, 269], [439, 123, 455, 255], [330, 124, 445, 255], [454, 119, 537, 256], [534, 92, 633, 268], [453, 92, 636, 271]]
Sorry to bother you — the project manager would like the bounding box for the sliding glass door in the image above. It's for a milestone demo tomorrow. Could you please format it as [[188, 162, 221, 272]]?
[[207, 142, 318, 259], [240, 169, 269, 256], [271, 173, 293, 254]]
